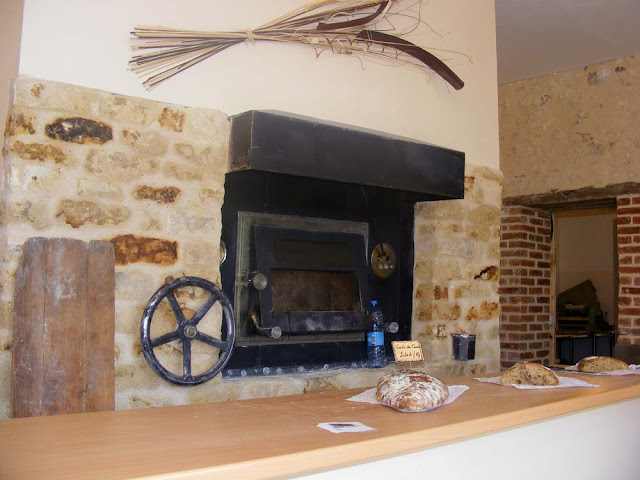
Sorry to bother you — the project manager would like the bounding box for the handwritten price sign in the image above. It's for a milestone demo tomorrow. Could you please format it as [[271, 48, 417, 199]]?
[[391, 341, 424, 362]]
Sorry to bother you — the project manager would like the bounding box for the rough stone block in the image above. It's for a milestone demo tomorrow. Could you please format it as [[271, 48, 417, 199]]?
[[469, 163, 504, 185], [162, 162, 206, 182], [115, 270, 156, 301], [12, 76, 102, 116], [121, 129, 168, 157], [85, 149, 158, 180], [475, 176, 503, 207], [8, 161, 61, 195], [466, 301, 500, 321], [469, 204, 501, 225], [4, 112, 35, 136], [45, 117, 113, 144], [174, 143, 227, 169], [433, 285, 449, 300], [473, 265, 499, 281], [158, 107, 185, 132], [438, 239, 474, 260], [199, 187, 225, 206], [115, 301, 147, 334], [413, 259, 435, 278], [419, 336, 450, 362], [55, 199, 130, 228], [109, 234, 178, 266], [415, 200, 469, 220], [116, 388, 191, 410], [181, 241, 217, 265], [433, 302, 462, 321], [132, 185, 181, 204], [102, 95, 159, 127], [466, 224, 491, 241], [77, 178, 123, 201], [4, 200, 51, 230], [435, 259, 471, 281], [454, 283, 492, 299], [167, 211, 218, 235], [426, 323, 449, 339], [114, 332, 140, 365], [115, 362, 164, 391], [183, 108, 229, 140], [10, 140, 68, 165]]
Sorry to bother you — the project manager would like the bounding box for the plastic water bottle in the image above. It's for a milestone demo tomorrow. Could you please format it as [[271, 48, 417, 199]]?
[[367, 300, 387, 368]]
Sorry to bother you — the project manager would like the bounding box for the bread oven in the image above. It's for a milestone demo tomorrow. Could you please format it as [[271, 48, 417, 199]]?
[[220, 110, 465, 376], [235, 212, 371, 341]]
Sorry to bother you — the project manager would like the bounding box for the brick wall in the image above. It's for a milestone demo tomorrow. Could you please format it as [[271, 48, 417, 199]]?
[[499, 206, 552, 367], [617, 194, 640, 345]]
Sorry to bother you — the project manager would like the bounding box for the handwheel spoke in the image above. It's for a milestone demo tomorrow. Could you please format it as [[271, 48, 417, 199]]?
[[166, 292, 188, 326], [195, 331, 227, 350], [151, 330, 179, 348], [190, 294, 218, 326], [182, 339, 192, 377]]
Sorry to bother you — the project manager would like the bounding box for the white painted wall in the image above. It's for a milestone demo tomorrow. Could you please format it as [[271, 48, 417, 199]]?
[[17, 0, 499, 169], [556, 213, 617, 323], [299, 397, 640, 480], [0, 0, 24, 133]]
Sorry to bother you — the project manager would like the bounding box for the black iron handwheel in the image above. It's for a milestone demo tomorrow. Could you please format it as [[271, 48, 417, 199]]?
[[140, 276, 235, 386]]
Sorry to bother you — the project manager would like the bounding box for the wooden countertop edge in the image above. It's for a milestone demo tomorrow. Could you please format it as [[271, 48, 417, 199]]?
[[138, 380, 640, 480]]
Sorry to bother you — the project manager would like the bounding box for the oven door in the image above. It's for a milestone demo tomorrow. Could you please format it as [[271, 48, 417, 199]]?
[[253, 226, 370, 335]]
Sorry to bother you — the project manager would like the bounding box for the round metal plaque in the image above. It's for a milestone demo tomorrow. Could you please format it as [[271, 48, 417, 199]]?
[[371, 243, 396, 278]]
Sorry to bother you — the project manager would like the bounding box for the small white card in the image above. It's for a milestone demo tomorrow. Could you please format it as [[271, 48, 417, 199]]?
[[317, 422, 376, 434], [391, 340, 424, 362]]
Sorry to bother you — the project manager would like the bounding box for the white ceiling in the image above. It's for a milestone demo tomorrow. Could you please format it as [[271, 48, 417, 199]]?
[[495, 0, 640, 84]]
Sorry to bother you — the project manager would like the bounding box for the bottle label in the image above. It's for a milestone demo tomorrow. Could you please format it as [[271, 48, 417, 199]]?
[[367, 331, 384, 346]]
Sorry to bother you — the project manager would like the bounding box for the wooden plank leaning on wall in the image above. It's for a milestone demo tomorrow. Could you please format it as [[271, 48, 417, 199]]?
[[10, 238, 115, 417]]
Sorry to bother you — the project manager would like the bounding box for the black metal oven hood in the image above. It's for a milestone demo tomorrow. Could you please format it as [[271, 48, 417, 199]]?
[[229, 110, 465, 199]]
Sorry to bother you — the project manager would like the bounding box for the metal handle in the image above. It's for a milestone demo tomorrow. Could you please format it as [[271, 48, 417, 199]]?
[[247, 272, 268, 291], [384, 322, 399, 334], [249, 311, 282, 339]]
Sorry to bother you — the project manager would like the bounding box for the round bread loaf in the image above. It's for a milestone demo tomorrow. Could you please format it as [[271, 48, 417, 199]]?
[[577, 356, 629, 373], [500, 362, 559, 386], [375, 370, 449, 412]]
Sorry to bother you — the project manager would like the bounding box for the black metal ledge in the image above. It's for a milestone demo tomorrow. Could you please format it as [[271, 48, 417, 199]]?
[[229, 110, 465, 199]]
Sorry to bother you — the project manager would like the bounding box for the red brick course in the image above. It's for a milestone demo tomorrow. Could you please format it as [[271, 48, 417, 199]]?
[[499, 206, 552, 367], [617, 195, 640, 345]]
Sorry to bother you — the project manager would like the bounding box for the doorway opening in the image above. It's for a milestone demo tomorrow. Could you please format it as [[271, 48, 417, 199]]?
[[552, 208, 618, 364]]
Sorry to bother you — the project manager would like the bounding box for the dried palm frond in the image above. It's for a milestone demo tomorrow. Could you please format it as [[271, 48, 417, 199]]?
[[129, 0, 464, 91]]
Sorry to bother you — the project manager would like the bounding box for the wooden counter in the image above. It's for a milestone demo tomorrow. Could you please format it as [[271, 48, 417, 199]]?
[[1, 372, 640, 480]]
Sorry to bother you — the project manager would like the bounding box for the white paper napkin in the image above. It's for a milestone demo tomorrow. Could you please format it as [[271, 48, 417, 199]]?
[[474, 375, 598, 389], [346, 384, 469, 412], [563, 364, 640, 376]]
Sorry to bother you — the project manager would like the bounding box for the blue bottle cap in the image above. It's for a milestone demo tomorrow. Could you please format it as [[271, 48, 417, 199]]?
[[370, 300, 377, 306]]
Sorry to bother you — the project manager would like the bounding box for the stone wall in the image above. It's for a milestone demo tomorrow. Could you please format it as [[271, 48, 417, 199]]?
[[412, 165, 502, 376], [0, 76, 231, 418], [498, 207, 552, 367], [1, 76, 502, 419], [617, 195, 640, 345], [499, 54, 640, 202]]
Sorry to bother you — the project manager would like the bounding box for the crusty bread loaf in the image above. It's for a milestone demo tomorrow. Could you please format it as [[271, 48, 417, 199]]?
[[376, 370, 449, 412], [577, 356, 629, 373], [500, 362, 559, 386]]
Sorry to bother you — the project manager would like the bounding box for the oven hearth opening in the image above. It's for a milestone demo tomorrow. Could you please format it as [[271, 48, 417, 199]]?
[[220, 110, 465, 377], [271, 269, 360, 315]]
